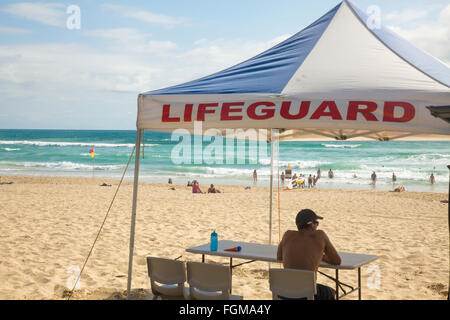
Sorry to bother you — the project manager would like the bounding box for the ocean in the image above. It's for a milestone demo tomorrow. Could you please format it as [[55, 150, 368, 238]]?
[[0, 129, 449, 193]]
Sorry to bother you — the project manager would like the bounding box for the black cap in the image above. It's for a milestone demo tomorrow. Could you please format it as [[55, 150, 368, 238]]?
[[296, 209, 323, 228]]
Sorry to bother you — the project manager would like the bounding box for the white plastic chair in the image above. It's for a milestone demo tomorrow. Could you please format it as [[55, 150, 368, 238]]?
[[146, 256, 188, 300], [269, 268, 316, 300], [186, 261, 243, 300]]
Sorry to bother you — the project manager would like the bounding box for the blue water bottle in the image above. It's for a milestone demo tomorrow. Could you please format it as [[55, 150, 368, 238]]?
[[210, 230, 218, 251]]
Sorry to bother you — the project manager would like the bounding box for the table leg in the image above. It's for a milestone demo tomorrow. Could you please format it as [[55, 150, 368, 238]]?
[[335, 269, 339, 301], [230, 258, 233, 294], [358, 267, 361, 300]]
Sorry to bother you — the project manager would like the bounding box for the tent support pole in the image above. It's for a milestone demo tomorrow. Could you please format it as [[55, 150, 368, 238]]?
[[126, 129, 142, 300], [269, 130, 274, 246], [448, 165, 450, 300]]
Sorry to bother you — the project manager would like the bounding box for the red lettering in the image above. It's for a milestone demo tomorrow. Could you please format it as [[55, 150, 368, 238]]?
[[280, 101, 310, 120], [197, 103, 218, 121], [383, 102, 415, 122], [184, 104, 193, 122], [162, 104, 180, 122], [310, 101, 343, 120], [347, 101, 378, 121], [221, 102, 244, 121], [247, 102, 276, 120]]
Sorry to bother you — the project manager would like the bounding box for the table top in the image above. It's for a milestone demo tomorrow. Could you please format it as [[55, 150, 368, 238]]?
[[186, 240, 378, 270]]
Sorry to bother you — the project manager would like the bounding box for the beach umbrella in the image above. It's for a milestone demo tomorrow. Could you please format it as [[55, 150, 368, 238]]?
[[128, 0, 450, 299]]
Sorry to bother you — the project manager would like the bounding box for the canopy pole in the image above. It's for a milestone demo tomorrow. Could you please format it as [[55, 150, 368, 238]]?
[[269, 130, 274, 246], [126, 129, 142, 300], [448, 165, 450, 300]]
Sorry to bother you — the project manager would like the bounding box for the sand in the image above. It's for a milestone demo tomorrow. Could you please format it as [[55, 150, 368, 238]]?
[[0, 175, 448, 300]]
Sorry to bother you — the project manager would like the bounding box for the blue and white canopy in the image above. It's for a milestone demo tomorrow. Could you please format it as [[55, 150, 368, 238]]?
[[138, 0, 450, 139]]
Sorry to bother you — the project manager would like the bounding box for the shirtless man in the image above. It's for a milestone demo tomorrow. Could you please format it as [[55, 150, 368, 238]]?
[[328, 169, 334, 179], [277, 209, 341, 300]]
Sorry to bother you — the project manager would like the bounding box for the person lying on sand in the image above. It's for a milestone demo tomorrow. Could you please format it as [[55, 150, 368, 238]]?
[[0, 176, 13, 185], [100, 183, 112, 187], [391, 185, 405, 192]]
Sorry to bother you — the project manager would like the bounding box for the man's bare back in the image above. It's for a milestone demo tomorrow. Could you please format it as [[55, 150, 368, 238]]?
[[277, 229, 341, 271]]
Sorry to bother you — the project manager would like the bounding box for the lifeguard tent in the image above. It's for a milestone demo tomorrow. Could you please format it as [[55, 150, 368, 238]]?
[[127, 0, 450, 297]]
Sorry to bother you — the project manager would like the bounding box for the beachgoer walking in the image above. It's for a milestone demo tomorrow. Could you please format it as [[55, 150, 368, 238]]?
[[430, 173, 435, 185], [253, 170, 258, 184], [313, 175, 317, 187], [317, 168, 321, 180], [392, 173, 397, 183], [371, 171, 377, 185], [277, 209, 341, 300], [308, 175, 313, 189]]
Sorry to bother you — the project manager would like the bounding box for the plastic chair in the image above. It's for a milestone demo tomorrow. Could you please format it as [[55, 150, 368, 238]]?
[[186, 261, 243, 300], [269, 268, 316, 300], [146, 256, 188, 300]]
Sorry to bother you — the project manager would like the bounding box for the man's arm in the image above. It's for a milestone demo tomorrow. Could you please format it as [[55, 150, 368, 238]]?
[[321, 231, 341, 265]]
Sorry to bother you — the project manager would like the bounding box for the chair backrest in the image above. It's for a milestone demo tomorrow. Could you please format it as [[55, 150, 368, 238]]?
[[146, 256, 186, 298], [186, 261, 231, 300], [269, 268, 316, 300]]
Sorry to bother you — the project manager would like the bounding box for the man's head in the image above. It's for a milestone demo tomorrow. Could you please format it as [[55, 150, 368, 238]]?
[[296, 209, 323, 230]]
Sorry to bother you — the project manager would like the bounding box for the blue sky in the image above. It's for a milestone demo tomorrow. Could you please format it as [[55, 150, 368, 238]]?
[[0, 0, 449, 129]]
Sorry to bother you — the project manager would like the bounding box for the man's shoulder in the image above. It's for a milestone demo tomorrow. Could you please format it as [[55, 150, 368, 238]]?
[[282, 230, 297, 239], [314, 229, 328, 239]]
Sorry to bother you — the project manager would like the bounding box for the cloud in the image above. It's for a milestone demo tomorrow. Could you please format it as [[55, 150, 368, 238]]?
[[385, 5, 450, 65], [102, 4, 184, 28], [168, 34, 292, 85], [439, 5, 450, 25], [84, 28, 177, 54], [2, 2, 67, 27], [85, 28, 149, 42], [0, 31, 291, 95], [384, 9, 430, 24], [0, 26, 32, 34]]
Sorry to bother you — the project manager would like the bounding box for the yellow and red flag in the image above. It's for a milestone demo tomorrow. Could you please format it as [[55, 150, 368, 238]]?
[[89, 148, 95, 158]]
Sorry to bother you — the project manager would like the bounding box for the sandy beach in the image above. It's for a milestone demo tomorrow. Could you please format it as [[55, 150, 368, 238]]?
[[0, 175, 448, 300]]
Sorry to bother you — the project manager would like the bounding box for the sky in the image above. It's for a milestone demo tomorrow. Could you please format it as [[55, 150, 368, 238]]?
[[0, 0, 449, 130]]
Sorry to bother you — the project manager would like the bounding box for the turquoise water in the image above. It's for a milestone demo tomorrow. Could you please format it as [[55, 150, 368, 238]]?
[[0, 129, 449, 193]]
